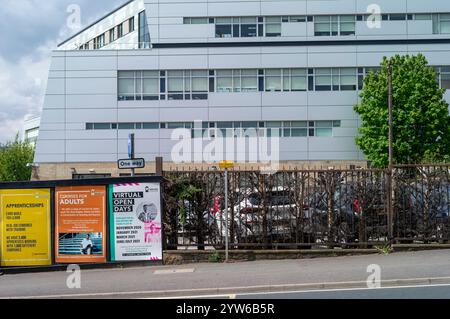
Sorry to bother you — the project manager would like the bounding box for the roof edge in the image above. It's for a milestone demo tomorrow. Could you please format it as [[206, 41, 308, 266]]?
[[57, 0, 136, 48]]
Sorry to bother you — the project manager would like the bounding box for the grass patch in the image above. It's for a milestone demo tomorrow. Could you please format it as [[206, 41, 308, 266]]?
[[374, 245, 393, 255], [208, 251, 222, 263]]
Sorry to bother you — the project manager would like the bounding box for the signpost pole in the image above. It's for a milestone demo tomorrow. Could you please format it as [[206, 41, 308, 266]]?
[[388, 61, 394, 241], [128, 134, 135, 177]]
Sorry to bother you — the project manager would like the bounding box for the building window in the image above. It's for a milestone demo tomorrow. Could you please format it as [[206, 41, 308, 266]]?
[[184, 17, 208, 24], [216, 70, 233, 92], [315, 68, 333, 91], [264, 69, 307, 92], [109, 28, 116, 42], [215, 18, 233, 38], [117, 23, 123, 38], [265, 69, 282, 91], [93, 35, 104, 50], [265, 17, 282, 37], [98, 34, 105, 48], [289, 16, 306, 22], [167, 70, 208, 100], [315, 121, 334, 137], [216, 69, 258, 92], [215, 17, 260, 38], [340, 15, 356, 35], [143, 71, 159, 100], [340, 68, 357, 91], [289, 69, 307, 91], [433, 13, 450, 34], [79, 16, 136, 50], [118, 123, 136, 130], [167, 71, 184, 100], [86, 121, 342, 138], [414, 14, 432, 21], [314, 16, 338, 36], [94, 123, 111, 130], [241, 70, 258, 92], [314, 68, 357, 91], [436, 66, 450, 89], [442, 67, 450, 89], [185, 15, 309, 38], [118, 65, 450, 100], [143, 123, 159, 129], [129, 17, 135, 32], [282, 121, 308, 137], [314, 15, 355, 36], [191, 70, 208, 99], [388, 14, 407, 21], [139, 11, 151, 48], [118, 71, 137, 100], [240, 17, 258, 37]]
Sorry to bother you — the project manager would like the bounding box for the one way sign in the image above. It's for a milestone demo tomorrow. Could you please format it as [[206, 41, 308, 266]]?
[[118, 158, 146, 169]]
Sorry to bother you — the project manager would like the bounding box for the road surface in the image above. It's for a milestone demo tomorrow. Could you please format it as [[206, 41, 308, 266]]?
[[1, 249, 450, 299]]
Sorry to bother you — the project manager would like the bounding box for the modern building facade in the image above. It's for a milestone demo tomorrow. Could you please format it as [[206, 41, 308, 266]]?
[[34, 0, 450, 179], [22, 116, 40, 147]]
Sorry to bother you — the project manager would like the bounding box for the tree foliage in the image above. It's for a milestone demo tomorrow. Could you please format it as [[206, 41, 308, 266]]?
[[0, 134, 35, 182], [354, 54, 450, 167]]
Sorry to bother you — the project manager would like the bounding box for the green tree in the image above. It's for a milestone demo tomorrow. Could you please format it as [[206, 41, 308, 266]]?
[[354, 54, 450, 167], [0, 134, 35, 182]]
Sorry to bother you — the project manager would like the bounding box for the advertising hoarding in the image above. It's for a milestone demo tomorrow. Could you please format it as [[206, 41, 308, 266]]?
[[55, 186, 107, 263], [0, 189, 51, 267], [110, 183, 162, 261]]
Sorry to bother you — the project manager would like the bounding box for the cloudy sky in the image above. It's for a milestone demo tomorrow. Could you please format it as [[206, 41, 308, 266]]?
[[0, 0, 126, 144]]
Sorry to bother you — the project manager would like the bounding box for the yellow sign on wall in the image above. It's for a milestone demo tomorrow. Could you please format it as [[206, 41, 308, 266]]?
[[0, 189, 52, 267]]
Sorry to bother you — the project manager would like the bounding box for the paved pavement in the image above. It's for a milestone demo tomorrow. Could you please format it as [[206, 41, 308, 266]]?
[[1, 249, 450, 298], [235, 284, 450, 299]]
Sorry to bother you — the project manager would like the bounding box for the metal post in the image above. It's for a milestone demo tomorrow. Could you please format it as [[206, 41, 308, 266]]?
[[387, 60, 394, 240], [224, 168, 229, 262], [155, 157, 163, 176], [128, 133, 135, 177]]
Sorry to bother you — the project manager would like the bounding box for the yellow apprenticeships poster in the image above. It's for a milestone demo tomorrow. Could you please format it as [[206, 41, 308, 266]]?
[[0, 189, 52, 267]]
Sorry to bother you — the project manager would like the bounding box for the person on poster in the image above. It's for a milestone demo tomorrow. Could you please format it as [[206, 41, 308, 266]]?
[[80, 234, 93, 255], [138, 203, 158, 223]]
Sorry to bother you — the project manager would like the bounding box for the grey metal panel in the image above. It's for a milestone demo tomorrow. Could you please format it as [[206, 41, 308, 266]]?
[[66, 78, 117, 95], [66, 94, 117, 109], [117, 108, 160, 122], [66, 139, 118, 154], [262, 92, 308, 107], [262, 107, 308, 120], [208, 93, 261, 107], [308, 137, 359, 152], [160, 108, 209, 122], [209, 107, 262, 121], [65, 154, 119, 162], [66, 109, 118, 123]]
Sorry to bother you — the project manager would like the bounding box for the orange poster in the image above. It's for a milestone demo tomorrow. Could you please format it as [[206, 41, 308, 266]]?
[[55, 186, 107, 263]]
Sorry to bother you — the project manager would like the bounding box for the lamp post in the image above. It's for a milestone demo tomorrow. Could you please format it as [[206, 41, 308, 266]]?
[[388, 60, 394, 241], [388, 60, 394, 173]]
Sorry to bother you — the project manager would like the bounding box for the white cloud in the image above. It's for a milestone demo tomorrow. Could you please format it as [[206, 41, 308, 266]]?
[[0, 48, 50, 142]]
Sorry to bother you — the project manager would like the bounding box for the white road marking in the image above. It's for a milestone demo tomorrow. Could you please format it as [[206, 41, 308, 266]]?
[[153, 268, 195, 275]]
